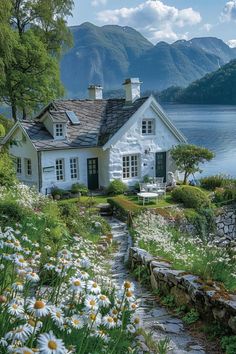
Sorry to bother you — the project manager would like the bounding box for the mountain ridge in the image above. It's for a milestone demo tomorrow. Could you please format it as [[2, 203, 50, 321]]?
[[60, 22, 236, 97]]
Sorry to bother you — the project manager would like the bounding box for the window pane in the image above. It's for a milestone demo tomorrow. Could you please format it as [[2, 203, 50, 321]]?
[[142, 119, 154, 134], [70, 158, 78, 179], [122, 155, 139, 179], [56, 159, 64, 181]]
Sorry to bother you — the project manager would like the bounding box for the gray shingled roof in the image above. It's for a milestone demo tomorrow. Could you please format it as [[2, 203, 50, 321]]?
[[20, 97, 148, 150]]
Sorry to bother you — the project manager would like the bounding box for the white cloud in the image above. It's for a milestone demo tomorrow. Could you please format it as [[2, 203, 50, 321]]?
[[202, 23, 213, 32], [91, 0, 107, 7], [220, 0, 236, 22], [227, 39, 236, 47], [97, 0, 202, 43]]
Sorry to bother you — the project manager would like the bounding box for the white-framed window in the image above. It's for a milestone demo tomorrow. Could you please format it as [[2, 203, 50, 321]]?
[[16, 157, 22, 174], [55, 123, 64, 137], [142, 119, 155, 135], [55, 159, 65, 181], [122, 155, 139, 179], [25, 158, 32, 176], [70, 157, 79, 179]]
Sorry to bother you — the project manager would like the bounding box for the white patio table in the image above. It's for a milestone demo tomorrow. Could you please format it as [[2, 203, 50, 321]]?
[[137, 192, 159, 206]]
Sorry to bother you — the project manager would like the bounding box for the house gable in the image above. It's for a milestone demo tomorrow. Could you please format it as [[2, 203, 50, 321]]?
[[103, 95, 186, 150]]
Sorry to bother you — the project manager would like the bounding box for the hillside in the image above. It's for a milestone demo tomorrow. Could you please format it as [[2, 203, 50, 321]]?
[[176, 59, 236, 104], [60, 22, 152, 97], [60, 24, 236, 96]]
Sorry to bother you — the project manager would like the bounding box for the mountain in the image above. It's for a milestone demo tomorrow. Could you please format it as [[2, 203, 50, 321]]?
[[60, 22, 152, 97], [60, 23, 236, 96], [175, 59, 236, 104]]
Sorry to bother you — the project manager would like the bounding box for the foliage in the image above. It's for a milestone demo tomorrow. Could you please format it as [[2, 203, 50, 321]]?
[[156, 337, 171, 354], [0, 151, 16, 187], [0, 183, 139, 353], [107, 179, 128, 195], [170, 144, 214, 184], [221, 336, 236, 354], [176, 59, 236, 105], [182, 309, 199, 325], [0, 0, 73, 119], [200, 175, 230, 191], [0, 114, 13, 133], [71, 182, 88, 195], [172, 186, 210, 209], [213, 187, 236, 205], [0, 123, 5, 137], [133, 211, 236, 290], [185, 206, 216, 241], [50, 186, 65, 198]]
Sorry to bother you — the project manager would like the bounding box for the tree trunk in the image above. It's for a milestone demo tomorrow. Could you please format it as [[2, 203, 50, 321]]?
[[22, 107, 27, 120], [11, 105, 17, 122], [183, 171, 188, 184]]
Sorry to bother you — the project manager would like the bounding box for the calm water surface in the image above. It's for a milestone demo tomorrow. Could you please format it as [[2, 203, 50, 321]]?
[[163, 104, 236, 177]]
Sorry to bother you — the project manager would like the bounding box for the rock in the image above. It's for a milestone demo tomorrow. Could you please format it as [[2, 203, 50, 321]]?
[[228, 316, 236, 332]]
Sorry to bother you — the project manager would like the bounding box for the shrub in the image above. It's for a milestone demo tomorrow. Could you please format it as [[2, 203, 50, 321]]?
[[0, 152, 16, 187], [71, 183, 88, 195], [200, 175, 229, 190], [213, 187, 236, 205], [107, 179, 128, 195], [221, 336, 236, 354], [51, 186, 64, 198], [172, 186, 210, 209], [0, 199, 25, 223]]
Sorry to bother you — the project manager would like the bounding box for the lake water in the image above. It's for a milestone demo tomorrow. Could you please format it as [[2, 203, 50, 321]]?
[[163, 104, 236, 178]]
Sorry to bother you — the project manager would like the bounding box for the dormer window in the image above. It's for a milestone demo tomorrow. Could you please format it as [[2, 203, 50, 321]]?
[[55, 123, 64, 137], [142, 119, 155, 135]]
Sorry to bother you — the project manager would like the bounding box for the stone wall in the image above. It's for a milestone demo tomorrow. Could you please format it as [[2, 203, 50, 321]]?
[[215, 206, 236, 240], [129, 247, 236, 333]]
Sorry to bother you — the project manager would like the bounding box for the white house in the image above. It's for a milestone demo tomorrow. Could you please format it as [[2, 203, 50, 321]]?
[[2, 78, 187, 194]]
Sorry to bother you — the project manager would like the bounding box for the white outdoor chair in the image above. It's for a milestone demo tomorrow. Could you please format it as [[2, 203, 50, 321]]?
[[154, 177, 164, 184], [153, 182, 166, 198], [139, 183, 148, 192]]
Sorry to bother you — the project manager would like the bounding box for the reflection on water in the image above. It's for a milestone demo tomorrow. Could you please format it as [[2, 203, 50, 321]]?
[[163, 104, 236, 177]]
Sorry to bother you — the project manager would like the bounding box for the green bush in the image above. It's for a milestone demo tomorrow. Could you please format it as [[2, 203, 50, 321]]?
[[200, 175, 229, 190], [0, 199, 25, 223], [213, 187, 236, 205], [221, 336, 236, 354], [0, 152, 16, 187], [107, 179, 128, 195], [172, 186, 210, 209], [71, 183, 88, 195]]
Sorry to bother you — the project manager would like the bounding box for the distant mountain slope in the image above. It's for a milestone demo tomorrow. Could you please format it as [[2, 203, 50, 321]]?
[[60, 22, 152, 97], [176, 60, 236, 104], [60, 23, 236, 96], [130, 41, 223, 90]]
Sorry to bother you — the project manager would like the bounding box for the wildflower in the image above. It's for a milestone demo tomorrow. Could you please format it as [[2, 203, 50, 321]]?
[[27, 299, 49, 318], [12, 282, 24, 292], [69, 315, 84, 329], [8, 301, 24, 317], [98, 294, 111, 308], [87, 280, 101, 294], [84, 295, 98, 311], [70, 278, 85, 293], [86, 312, 102, 327], [26, 272, 40, 283], [123, 281, 134, 292], [5, 324, 32, 343], [102, 315, 115, 329], [50, 307, 65, 327], [37, 331, 66, 353], [14, 348, 34, 354]]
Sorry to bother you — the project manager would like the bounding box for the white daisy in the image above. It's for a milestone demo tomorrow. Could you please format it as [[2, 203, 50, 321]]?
[[26, 272, 40, 283], [69, 315, 84, 329], [98, 294, 111, 308], [84, 295, 98, 311], [37, 331, 66, 353], [102, 315, 115, 329], [27, 299, 49, 318], [50, 307, 65, 327], [87, 280, 101, 294], [69, 277, 85, 293]]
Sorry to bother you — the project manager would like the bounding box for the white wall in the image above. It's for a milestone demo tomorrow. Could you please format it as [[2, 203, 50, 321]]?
[[9, 128, 39, 188], [40, 147, 109, 194], [108, 105, 181, 186]]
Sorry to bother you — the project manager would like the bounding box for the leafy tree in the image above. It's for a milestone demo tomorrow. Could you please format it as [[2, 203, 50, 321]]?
[[0, 152, 16, 187], [170, 144, 214, 184], [0, 115, 14, 134], [0, 0, 74, 120]]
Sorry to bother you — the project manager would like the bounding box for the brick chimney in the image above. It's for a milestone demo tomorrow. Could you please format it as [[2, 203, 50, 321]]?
[[123, 78, 142, 103], [88, 85, 103, 100]]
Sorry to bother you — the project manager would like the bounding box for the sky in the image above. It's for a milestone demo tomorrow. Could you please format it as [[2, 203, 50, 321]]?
[[68, 0, 236, 46]]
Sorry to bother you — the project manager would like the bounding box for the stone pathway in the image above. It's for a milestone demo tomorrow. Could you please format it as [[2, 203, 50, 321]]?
[[107, 217, 207, 354]]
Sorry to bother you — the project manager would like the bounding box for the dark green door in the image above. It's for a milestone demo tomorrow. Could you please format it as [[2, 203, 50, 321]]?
[[156, 152, 166, 182], [87, 158, 99, 190]]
